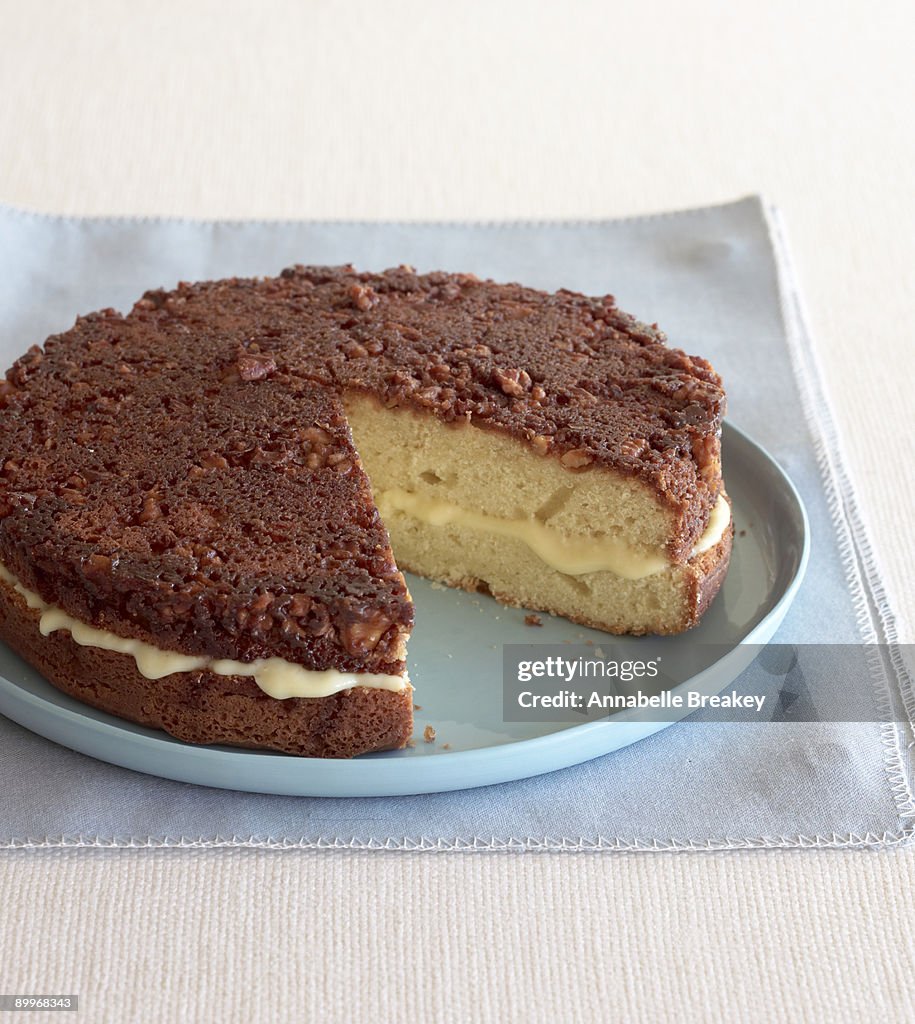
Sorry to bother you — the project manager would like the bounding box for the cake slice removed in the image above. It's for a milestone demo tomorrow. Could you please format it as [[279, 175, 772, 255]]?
[[0, 310, 414, 757]]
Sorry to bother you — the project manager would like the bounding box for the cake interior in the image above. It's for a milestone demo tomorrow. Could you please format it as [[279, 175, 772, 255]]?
[[345, 394, 728, 635]]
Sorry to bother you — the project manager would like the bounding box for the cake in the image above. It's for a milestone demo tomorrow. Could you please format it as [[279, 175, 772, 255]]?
[[0, 265, 731, 757]]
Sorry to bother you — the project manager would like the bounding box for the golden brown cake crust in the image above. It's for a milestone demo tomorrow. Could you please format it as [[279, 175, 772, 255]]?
[[0, 578, 413, 758]]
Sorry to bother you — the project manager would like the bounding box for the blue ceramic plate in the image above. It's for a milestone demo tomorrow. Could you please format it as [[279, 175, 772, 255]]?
[[0, 422, 808, 797]]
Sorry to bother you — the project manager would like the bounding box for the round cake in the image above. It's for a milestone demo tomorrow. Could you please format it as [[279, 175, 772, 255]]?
[[0, 266, 731, 756]]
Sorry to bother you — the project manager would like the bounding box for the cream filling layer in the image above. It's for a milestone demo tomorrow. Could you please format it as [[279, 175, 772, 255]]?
[[0, 564, 406, 699], [376, 491, 731, 580]]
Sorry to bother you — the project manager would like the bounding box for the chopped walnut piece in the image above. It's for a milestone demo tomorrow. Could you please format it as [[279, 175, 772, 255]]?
[[0, 380, 19, 409], [200, 452, 229, 471], [493, 366, 532, 396], [288, 594, 313, 617], [339, 609, 393, 655], [559, 448, 593, 469], [423, 725, 436, 743], [349, 284, 379, 311], [138, 493, 161, 523], [341, 340, 368, 359], [619, 437, 647, 458], [236, 345, 277, 381]]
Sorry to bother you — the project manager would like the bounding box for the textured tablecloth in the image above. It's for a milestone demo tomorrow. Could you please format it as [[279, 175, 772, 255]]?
[[0, 2, 912, 1022]]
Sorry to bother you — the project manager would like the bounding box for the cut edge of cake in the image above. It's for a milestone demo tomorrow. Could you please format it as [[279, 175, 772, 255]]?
[[0, 571, 414, 758], [345, 393, 732, 636]]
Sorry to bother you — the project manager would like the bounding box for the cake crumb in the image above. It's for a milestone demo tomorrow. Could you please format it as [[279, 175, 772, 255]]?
[[524, 614, 543, 627], [423, 725, 436, 743], [442, 743, 452, 750], [406, 739, 416, 748], [585, 639, 594, 646], [413, 704, 423, 711], [739, 529, 747, 537]]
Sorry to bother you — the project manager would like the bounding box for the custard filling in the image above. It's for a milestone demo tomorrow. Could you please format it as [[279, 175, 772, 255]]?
[[0, 564, 406, 699], [376, 491, 731, 580], [0, 491, 729, 691]]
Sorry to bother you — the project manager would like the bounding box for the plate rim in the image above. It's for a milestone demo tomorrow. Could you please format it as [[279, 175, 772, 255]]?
[[0, 420, 810, 797]]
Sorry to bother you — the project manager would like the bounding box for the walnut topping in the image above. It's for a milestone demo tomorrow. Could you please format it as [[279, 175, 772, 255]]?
[[8, 346, 43, 387], [416, 385, 443, 406], [386, 322, 421, 343], [83, 553, 114, 577], [339, 609, 392, 655], [619, 437, 647, 458], [139, 493, 162, 523], [385, 368, 418, 392], [454, 344, 490, 358], [428, 363, 452, 382], [200, 452, 229, 471], [249, 592, 274, 615], [305, 604, 333, 637], [326, 450, 354, 475], [559, 448, 593, 469], [342, 340, 368, 359], [301, 426, 331, 446], [0, 379, 20, 408], [349, 284, 379, 311], [493, 367, 532, 396], [235, 343, 277, 381], [569, 386, 598, 405], [300, 426, 336, 469], [288, 594, 313, 617]]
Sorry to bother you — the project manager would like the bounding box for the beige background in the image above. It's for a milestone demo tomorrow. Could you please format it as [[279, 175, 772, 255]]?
[[0, 0, 913, 1020]]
